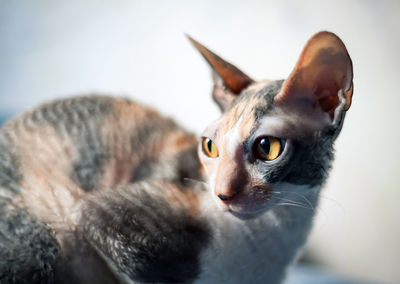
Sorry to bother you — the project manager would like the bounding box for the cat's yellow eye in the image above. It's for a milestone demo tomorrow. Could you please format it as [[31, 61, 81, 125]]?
[[253, 136, 284, 161], [201, 137, 219, 158]]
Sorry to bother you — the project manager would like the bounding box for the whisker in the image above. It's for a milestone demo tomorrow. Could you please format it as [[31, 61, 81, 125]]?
[[275, 202, 313, 210], [272, 190, 315, 210], [273, 190, 344, 220], [272, 196, 314, 211], [318, 193, 346, 215], [271, 191, 331, 218]]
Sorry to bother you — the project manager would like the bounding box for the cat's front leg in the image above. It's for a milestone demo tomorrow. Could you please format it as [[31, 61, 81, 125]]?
[[0, 198, 60, 284], [76, 181, 210, 283]]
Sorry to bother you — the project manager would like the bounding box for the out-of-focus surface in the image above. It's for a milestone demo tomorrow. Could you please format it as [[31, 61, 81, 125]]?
[[0, 1, 399, 283], [285, 264, 376, 284]]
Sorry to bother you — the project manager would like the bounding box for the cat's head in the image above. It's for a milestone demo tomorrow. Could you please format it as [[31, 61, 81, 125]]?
[[189, 32, 353, 219]]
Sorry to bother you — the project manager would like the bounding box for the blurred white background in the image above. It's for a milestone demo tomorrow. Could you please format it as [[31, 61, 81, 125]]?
[[0, 1, 399, 283]]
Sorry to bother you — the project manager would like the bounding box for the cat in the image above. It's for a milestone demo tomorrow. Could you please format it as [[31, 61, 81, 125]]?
[[0, 31, 353, 284]]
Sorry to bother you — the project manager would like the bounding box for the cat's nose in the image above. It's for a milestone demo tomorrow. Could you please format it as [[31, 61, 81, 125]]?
[[216, 190, 239, 203], [217, 193, 235, 202], [214, 153, 247, 203]]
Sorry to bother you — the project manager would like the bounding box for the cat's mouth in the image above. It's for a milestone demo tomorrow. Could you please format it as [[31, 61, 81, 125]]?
[[227, 207, 265, 220], [217, 192, 272, 220]]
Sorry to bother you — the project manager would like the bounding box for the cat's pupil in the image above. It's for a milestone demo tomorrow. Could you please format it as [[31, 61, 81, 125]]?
[[259, 138, 270, 156], [253, 136, 283, 161], [207, 139, 213, 152]]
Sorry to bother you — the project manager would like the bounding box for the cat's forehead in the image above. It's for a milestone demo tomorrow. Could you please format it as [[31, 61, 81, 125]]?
[[219, 94, 263, 137], [218, 80, 284, 139]]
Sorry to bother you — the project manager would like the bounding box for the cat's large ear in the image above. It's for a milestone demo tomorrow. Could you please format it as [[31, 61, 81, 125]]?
[[187, 35, 254, 111], [275, 31, 353, 127]]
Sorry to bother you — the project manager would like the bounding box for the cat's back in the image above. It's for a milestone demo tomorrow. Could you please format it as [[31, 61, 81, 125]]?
[[0, 95, 201, 283], [0, 95, 200, 219], [1, 95, 198, 190]]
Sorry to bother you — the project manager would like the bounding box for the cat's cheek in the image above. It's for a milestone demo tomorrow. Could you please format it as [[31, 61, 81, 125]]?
[[198, 148, 220, 182], [198, 158, 217, 181]]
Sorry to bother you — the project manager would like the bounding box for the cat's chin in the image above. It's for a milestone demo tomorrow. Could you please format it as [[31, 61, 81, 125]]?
[[218, 202, 270, 220], [228, 208, 265, 220]]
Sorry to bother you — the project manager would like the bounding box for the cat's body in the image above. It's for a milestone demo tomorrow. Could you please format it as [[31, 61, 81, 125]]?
[[0, 97, 205, 283], [0, 31, 353, 283]]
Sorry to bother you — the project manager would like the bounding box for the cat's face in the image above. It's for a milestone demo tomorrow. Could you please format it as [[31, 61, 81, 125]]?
[[198, 80, 333, 218], [191, 32, 353, 218]]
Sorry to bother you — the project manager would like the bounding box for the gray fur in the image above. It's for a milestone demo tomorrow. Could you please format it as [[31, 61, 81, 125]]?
[[29, 96, 113, 192], [0, 199, 60, 284], [0, 132, 21, 195], [281, 138, 334, 186]]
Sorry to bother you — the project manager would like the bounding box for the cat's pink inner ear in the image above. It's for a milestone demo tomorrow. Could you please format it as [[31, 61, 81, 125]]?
[[275, 31, 353, 122]]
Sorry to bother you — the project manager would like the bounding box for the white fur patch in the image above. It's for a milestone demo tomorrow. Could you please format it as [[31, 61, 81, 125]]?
[[225, 116, 243, 158]]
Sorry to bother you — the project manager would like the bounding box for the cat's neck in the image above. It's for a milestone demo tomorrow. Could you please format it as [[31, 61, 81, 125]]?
[[196, 184, 321, 284]]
